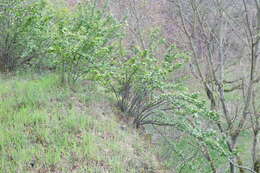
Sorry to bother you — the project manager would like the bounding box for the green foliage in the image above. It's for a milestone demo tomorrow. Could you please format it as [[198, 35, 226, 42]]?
[[48, 1, 121, 85], [98, 30, 188, 127], [150, 92, 230, 173], [0, 0, 49, 71]]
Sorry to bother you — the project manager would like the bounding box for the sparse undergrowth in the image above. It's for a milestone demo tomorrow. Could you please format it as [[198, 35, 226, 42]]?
[[0, 74, 165, 173]]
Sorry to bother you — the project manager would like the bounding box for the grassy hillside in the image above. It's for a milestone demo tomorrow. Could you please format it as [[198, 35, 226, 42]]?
[[0, 74, 164, 173]]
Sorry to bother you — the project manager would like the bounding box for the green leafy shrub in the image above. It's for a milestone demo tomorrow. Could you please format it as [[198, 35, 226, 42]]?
[[0, 0, 48, 72], [48, 1, 121, 85], [98, 31, 188, 128]]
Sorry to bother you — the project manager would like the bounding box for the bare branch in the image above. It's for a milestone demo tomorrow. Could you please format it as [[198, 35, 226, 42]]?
[[228, 158, 257, 173]]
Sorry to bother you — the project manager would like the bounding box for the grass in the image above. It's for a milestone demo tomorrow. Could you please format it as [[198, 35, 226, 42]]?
[[0, 73, 163, 173]]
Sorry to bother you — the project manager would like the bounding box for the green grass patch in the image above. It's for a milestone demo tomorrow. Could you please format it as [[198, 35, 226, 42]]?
[[0, 74, 161, 172]]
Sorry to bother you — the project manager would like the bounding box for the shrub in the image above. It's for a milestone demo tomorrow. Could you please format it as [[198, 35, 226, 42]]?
[[0, 0, 48, 72], [99, 30, 189, 128], [48, 1, 121, 85]]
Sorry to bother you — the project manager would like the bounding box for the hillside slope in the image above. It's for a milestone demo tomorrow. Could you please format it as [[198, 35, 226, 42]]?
[[0, 74, 165, 173]]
